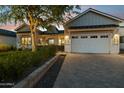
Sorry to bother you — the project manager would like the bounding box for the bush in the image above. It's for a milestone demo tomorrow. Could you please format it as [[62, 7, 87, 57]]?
[[0, 46, 57, 82], [0, 44, 15, 52]]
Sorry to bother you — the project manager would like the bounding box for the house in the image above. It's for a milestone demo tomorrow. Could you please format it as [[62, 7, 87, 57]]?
[[64, 8, 124, 54], [15, 24, 64, 49], [0, 29, 16, 47]]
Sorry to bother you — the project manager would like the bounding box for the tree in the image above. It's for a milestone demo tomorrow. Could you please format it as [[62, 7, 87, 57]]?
[[0, 5, 80, 52]]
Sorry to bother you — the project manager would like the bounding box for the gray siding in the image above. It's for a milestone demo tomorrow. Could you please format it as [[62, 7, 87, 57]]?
[[0, 35, 16, 46], [67, 11, 119, 27]]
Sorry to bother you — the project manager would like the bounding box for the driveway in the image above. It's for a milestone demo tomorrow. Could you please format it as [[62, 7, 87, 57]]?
[[54, 53, 124, 88]]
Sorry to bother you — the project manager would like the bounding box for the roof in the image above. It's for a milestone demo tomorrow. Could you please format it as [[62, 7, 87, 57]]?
[[0, 29, 16, 37], [16, 24, 64, 35], [69, 24, 119, 29], [65, 8, 124, 26], [40, 30, 64, 35], [15, 23, 28, 31]]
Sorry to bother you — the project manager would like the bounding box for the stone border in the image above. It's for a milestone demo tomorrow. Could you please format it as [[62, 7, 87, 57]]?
[[13, 54, 59, 88]]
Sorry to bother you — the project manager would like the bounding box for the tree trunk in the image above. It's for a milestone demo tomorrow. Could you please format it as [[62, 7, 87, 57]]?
[[31, 30, 36, 52], [29, 24, 37, 52], [28, 12, 38, 52]]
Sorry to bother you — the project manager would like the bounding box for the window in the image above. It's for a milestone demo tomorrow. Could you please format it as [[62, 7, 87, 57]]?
[[81, 36, 88, 39], [100, 35, 108, 38], [72, 36, 78, 39], [120, 36, 124, 43], [90, 36, 98, 38], [59, 38, 64, 45], [48, 39, 55, 45], [21, 37, 31, 45]]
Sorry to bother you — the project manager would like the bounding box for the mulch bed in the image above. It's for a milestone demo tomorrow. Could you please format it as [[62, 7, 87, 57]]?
[[34, 55, 65, 88]]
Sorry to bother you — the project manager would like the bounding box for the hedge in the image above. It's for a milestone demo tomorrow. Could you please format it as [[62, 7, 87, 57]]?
[[0, 46, 56, 82], [0, 44, 16, 52]]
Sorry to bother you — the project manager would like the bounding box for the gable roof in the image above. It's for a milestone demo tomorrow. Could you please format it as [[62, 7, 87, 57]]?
[[16, 24, 64, 35], [0, 29, 16, 37], [65, 8, 124, 26], [15, 23, 41, 33], [39, 30, 64, 35], [15, 23, 30, 31]]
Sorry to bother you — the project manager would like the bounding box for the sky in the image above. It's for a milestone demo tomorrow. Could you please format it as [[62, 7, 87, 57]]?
[[80, 5, 124, 19], [1, 5, 124, 31]]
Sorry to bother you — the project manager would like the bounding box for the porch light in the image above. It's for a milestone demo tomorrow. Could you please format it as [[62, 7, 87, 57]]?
[[65, 35, 69, 44], [113, 34, 119, 45], [59, 39, 62, 45], [65, 35, 69, 39]]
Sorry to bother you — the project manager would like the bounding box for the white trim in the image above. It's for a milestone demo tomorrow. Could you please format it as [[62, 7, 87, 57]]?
[[67, 27, 116, 32]]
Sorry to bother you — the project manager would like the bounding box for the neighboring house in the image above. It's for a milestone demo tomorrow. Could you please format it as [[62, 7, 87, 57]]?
[[0, 29, 16, 47], [15, 24, 64, 49], [64, 8, 124, 54]]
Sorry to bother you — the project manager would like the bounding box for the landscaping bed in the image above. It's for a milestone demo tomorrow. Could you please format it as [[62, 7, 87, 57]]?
[[34, 54, 66, 88], [0, 46, 57, 88]]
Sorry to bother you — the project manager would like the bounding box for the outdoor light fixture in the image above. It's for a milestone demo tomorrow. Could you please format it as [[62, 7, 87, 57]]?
[[65, 35, 69, 39], [65, 35, 69, 44], [59, 39, 62, 45], [113, 34, 119, 45]]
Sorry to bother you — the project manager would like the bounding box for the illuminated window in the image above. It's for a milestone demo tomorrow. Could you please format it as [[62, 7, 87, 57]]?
[[21, 37, 31, 45], [48, 39, 54, 45], [59, 38, 64, 45]]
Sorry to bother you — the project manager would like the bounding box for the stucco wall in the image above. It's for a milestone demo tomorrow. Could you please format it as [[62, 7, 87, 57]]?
[[0, 35, 16, 47]]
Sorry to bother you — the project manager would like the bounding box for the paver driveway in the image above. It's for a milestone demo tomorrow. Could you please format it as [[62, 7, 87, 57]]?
[[54, 53, 124, 88]]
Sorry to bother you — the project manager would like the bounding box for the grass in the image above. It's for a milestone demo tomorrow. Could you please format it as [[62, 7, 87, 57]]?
[[0, 46, 57, 83]]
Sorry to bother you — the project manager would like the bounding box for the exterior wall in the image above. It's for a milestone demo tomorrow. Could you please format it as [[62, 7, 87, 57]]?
[[37, 34, 64, 45], [118, 27, 124, 50], [17, 33, 64, 49], [110, 29, 120, 54], [16, 33, 32, 49], [0, 35, 16, 47], [67, 12, 118, 27]]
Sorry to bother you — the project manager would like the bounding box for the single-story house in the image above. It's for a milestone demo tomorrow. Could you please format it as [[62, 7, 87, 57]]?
[[15, 24, 64, 49], [64, 8, 124, 54], [0, 29, 16, 47]]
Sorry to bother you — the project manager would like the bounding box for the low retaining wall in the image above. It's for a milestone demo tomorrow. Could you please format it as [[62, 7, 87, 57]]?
[[13, 54, 59, 88]]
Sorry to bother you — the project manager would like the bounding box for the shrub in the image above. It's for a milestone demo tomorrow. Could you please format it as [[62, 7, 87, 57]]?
[[0, 44, 15, 52], [0, 46, 57, 82]]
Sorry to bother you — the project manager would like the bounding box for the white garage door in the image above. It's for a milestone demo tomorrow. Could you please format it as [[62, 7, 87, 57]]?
[[71, 32, 110, 53]]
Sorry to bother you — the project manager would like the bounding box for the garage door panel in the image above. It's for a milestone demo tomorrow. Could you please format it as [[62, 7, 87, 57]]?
[[71, 32, 110, 53]]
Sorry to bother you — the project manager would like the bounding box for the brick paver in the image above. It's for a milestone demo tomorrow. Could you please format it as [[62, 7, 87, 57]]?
[[54, 53, 124, 88]]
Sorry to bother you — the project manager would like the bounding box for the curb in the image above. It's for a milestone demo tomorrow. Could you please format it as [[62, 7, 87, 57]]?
[[13, 54, 59, 88]]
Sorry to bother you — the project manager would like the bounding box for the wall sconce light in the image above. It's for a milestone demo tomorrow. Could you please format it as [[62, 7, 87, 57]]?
[[113, 34, 119, 45], [65, 35, 69, 39], [65, 35, 69, 44]]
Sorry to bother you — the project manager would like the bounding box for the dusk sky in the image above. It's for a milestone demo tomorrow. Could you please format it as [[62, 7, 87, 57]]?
[[1, 5, 124, 30], [80, 5, 124, 19]]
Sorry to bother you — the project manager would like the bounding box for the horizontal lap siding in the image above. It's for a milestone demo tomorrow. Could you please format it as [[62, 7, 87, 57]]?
[[0, 35, 16, 46]]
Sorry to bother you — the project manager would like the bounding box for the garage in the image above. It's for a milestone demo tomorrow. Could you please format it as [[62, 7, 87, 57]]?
[[71, 32, 111, 53], [64, 8, 121, 54]]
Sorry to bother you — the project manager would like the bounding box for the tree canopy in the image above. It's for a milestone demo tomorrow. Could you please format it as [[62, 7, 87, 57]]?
[[0, 5, 81, 51]]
